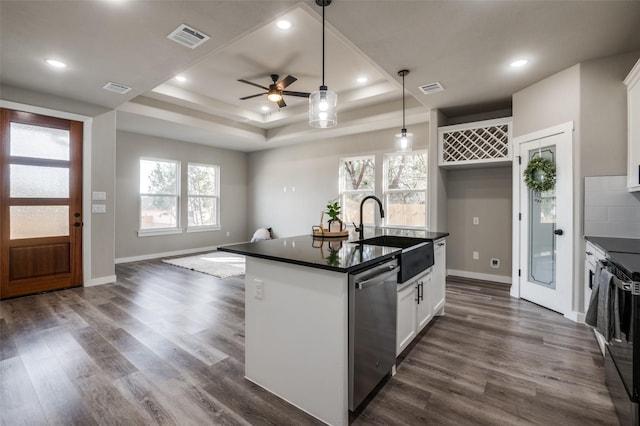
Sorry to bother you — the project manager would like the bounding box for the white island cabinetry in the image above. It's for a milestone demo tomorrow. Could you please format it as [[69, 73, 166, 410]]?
[[432, 238, 447, 315], [396, 238, 447, 355], [245, 257, 349, 426], [396, 268, 432, 355]]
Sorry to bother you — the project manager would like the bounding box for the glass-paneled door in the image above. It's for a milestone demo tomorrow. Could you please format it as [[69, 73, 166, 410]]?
[[517, 123, 573, 316], [1, 109, 83, 299]]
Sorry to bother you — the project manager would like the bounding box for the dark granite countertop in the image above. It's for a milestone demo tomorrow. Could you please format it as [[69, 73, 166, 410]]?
[[585, 236, 640, 281], [218, 228, 449, 274]]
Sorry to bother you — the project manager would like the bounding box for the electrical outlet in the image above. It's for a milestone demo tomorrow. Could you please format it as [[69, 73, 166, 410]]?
[[254, 279, 264, 300], [226, 231, 230, 237], [473, 217, 479, 225], [473, 251, 479, 260]]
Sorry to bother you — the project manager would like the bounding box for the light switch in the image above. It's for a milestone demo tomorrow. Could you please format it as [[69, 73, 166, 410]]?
[[473, 217, 479, 225], [92, 191, 107, 201], [92, 204, 106, 214]]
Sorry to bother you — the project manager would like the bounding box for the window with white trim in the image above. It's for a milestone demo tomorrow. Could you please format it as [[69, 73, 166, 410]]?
[[383, 151, 427, 228], [187, 163, 220, 229], [139, 158, 180, 231], [339, 156, 375, 226]]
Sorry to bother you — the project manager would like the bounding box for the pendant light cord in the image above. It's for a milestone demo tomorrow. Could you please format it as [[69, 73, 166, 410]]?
[[322, 3, 326, 87], [402, 72, 406, 129]]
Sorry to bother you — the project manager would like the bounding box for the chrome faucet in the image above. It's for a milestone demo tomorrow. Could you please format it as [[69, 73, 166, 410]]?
[[353, 195, 385, 241]]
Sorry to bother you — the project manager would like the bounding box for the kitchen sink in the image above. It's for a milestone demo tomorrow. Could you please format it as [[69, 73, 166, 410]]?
[[354, 235, 434, 283], [357, 235, 427, 249]]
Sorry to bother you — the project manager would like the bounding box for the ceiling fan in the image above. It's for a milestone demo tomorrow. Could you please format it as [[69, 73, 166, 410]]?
[[238, 74, 310, 108]]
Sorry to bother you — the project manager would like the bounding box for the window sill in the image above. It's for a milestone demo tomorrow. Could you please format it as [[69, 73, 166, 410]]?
[[137, 228, 183, 237], [186, 226, 222, 233]]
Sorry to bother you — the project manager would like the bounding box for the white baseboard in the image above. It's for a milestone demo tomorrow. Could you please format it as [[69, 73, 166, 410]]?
[[447, 269, 512, 285], [85, 275, 117, 287], [115, 245, 220, 264], [565, 310, 585, 324]]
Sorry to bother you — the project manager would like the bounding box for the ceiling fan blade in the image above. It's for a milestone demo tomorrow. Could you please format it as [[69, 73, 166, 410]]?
[[239, 93, 265, 100], [277, 75, 297, 90], [282, 90, 311, 98], [277, 99, 287, 108], [238, 79, 269, 91]]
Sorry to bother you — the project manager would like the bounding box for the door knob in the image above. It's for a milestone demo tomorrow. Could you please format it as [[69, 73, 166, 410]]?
[[554, 229, 564, 235]]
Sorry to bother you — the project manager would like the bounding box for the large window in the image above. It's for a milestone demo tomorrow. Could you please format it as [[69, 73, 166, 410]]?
[[187, 163, 220, 229], [340, 156, 375, 225], [139, 158, 179, 231], [384, 152, 427, 227]]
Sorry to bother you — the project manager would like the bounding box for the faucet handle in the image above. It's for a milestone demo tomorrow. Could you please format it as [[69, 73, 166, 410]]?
[[352, 222, 359, 230]]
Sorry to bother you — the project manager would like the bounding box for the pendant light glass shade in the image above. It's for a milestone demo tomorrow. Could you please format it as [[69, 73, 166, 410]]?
[[395, 69, 412, 152], [394, 128, 414, 152], [309, 86, 337, 128], [309, 0, 337, 128]]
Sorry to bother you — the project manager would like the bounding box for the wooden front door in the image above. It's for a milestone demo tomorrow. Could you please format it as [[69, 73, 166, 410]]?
[[0, 108, 83, 299]]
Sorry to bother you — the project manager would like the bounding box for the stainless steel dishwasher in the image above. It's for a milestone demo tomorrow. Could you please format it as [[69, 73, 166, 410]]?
[[348, 258, 399, 411]]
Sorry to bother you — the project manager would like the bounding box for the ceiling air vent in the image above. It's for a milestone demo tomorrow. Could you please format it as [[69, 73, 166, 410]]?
[[102, 81, 131, 94], [167, 24, 210, 49], [418, 81, 444, 95]]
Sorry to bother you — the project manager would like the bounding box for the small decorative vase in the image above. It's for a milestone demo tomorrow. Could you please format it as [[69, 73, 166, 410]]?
[[328, 218, 343, 233]]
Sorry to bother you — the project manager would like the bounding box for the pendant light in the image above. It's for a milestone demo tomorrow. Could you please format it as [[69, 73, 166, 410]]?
[[395, 69, 413, 152], [309, 0, 337, 128]]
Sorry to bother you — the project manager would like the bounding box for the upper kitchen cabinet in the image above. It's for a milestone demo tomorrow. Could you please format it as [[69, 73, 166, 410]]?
[[625, 58, 640, 192], [438, 118, 512, 169]]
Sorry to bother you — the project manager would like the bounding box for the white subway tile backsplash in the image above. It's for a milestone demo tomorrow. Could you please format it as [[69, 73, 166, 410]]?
[[610, 206, 640, 222], [584, 206, 609, 222], [584, 176, 640, 238]]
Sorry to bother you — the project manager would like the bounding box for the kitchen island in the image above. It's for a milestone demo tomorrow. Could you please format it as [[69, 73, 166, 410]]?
[[219, 230, 448, 425]]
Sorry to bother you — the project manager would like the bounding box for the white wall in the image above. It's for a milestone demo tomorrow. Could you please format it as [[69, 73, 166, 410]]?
[[115, 130, 249, 261], [247, 124, 429, 238]]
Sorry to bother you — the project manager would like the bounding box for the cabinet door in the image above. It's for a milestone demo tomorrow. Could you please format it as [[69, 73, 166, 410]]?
[[416, 271, 432, 333], [432, 239, 447, 315], [625, 58, 640, 192], [396, 282, 417, 355]]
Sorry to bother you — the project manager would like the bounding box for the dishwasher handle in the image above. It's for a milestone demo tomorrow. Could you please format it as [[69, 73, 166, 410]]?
[[355, 265, 399, 290]]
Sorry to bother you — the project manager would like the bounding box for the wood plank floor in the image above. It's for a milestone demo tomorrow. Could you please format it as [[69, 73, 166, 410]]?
[[0, 261, 619, 425]]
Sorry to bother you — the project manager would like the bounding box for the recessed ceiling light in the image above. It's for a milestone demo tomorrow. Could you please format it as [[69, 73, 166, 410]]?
[[45, 59, 67, 68], [261, 106, 270, 111], [277, 20, 292, 30], [175, 75, 187, 82], [510, 59, 529, 68], [356, 76, 368, 84]]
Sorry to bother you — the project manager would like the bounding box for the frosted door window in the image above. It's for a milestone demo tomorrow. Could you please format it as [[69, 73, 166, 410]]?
[[10, 206, 69, 239], [528, 146, 556, 289], [10, 165, 69, 198], [10, 123, 70, 160]]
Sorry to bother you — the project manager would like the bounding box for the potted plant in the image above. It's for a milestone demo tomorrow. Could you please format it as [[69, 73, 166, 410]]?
[[325, 199, 344, 232]]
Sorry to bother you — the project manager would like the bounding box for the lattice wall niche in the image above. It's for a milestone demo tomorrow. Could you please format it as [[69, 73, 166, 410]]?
[[438, 118, 512, 168]]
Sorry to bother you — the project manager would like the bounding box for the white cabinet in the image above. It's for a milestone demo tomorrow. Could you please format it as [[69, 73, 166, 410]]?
[[396, 280, 418, 355], [432, 239, 447, 315], [396, 268, 432, 355], [625, 57, 640, 192], [395, 238, 447, 356], [584, 240, 607, 356], [584, 241, 604, 313]]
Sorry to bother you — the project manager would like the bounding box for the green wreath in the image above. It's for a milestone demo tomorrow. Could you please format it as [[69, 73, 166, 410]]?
[[524, 156, 556, 192]]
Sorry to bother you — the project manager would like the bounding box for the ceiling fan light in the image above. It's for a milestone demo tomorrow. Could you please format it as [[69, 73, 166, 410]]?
[[267, 90, 282, 102], [394, 129, 414, 152], [309, 87, 337, 128]]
